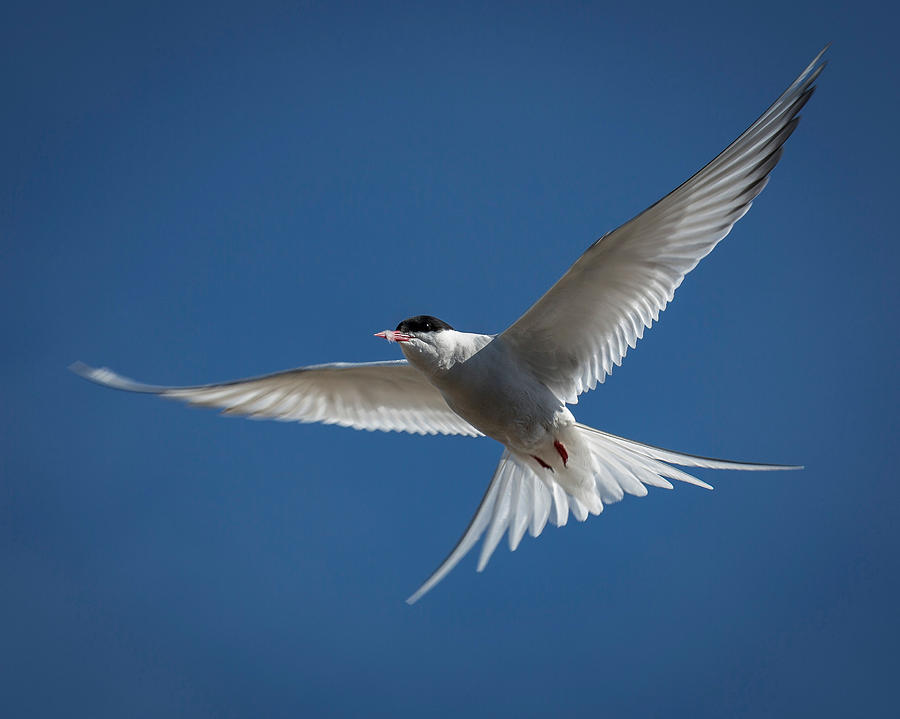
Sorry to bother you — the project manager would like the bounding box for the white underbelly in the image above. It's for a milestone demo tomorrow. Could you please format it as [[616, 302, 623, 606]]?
[[434, 350, 571, 450]]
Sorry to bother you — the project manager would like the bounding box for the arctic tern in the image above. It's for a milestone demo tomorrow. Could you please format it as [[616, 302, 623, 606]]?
[[73, 48, 825, 603]]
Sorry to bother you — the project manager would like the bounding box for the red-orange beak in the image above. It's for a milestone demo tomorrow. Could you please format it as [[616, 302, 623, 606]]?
[[374, 330, 413, 343]]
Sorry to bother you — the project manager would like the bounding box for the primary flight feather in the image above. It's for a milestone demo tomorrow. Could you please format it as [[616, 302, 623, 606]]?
[[73, 48, 825, 603]]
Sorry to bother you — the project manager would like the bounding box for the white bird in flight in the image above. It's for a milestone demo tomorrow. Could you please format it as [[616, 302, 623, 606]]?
[[73, 48, 825, 603]]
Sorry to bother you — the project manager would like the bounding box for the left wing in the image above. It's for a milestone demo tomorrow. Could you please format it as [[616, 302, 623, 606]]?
[[71, 360, 483, 437], [499, 48, 826, 404]]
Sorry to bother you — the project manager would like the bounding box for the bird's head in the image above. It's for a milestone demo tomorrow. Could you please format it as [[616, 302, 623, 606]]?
[[375, 315, 458, 373]]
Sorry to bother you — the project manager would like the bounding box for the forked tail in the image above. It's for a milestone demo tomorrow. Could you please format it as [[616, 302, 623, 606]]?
[[406, 425, 800, 603]]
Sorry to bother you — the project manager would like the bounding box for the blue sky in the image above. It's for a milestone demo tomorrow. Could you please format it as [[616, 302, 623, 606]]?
[[3, 1, 898, 716]]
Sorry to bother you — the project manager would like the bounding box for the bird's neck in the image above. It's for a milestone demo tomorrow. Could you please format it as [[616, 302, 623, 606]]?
[[402, 330, 493, 374]]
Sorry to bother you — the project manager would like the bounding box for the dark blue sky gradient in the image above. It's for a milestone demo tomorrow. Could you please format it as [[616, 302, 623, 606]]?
[[3, 1, 898, 716]]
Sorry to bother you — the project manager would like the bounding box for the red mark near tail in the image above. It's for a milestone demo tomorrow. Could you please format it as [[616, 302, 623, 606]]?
[[554, 440, 568, 466], [531, 455, 553, 471]]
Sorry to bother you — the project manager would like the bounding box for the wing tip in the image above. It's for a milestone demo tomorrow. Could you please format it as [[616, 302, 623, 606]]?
[[71, 361, 130, 388], [69, 360, 92, 377], [69, 361, 162, 393]]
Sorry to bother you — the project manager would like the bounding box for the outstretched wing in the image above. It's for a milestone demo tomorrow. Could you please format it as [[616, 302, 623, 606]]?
[[71, 360, 482, 437], [499, 48, 826, 404]]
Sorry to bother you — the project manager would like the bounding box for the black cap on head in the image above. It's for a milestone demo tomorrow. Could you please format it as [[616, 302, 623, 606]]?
[[396, 315, 454, 333]]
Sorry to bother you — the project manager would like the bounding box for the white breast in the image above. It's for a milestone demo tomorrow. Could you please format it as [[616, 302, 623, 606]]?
[[427, 337, 568, 450]]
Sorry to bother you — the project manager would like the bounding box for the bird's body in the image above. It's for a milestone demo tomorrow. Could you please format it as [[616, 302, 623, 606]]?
[[73, 48, 827, 602], [399, 329, 593, 507], [409, 331, 562, 447]]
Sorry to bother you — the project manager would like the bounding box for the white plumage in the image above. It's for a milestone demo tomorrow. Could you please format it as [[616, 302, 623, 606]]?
[[71, 360, 481, 437], [73, 48, 825, 603]]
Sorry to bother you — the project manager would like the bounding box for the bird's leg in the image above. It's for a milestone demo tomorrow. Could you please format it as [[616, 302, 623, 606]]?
[[553, 440, 568, 466], [531, 455, 553, 472]]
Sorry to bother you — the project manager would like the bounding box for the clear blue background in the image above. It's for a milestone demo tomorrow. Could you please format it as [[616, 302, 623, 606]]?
[[3, 1, 898, 716]]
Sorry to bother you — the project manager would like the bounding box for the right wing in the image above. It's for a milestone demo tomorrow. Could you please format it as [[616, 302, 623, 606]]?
[[499, 48, 826, 404], [71, 360, 482, 437]]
